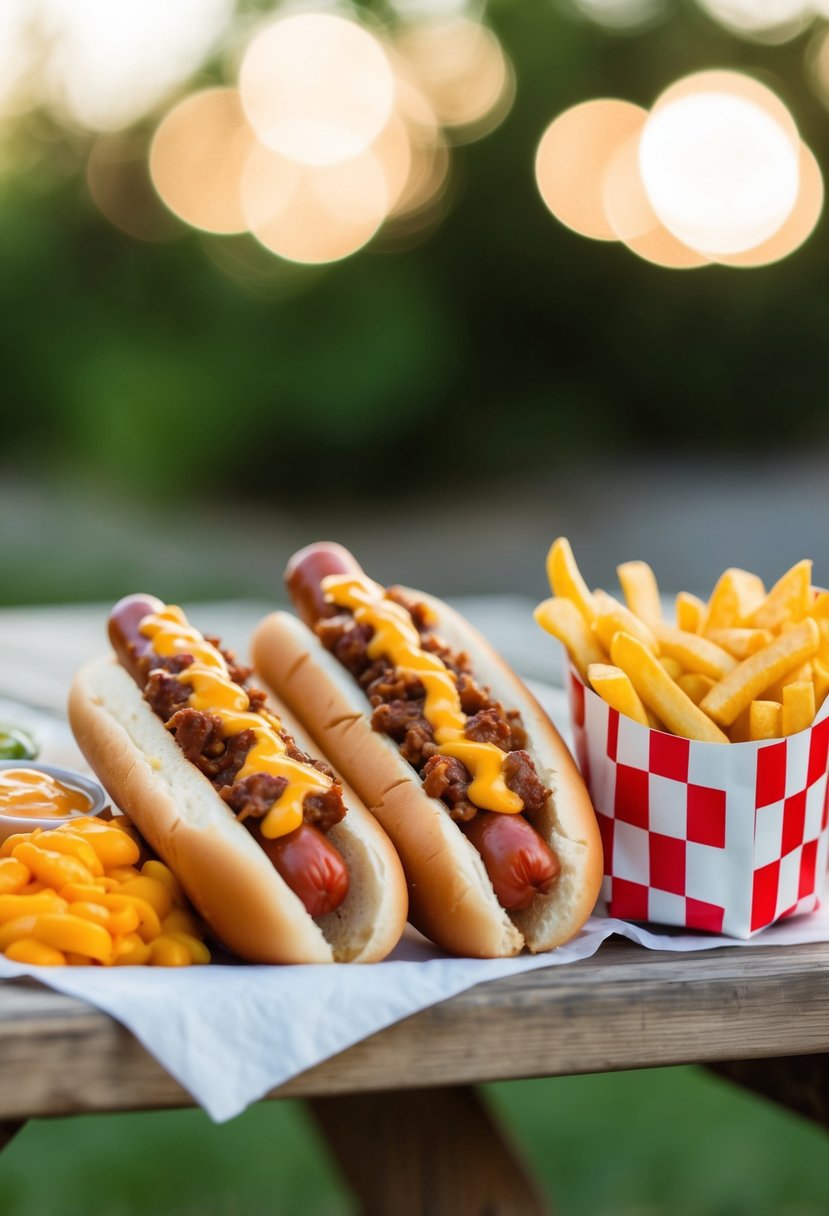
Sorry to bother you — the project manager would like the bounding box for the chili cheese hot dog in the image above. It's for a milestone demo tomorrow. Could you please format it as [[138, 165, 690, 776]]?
[[287, 548, 561, 911], [106, 595, 349, 919], [68, 594, 407, 964], [252, 544, 603, 958]]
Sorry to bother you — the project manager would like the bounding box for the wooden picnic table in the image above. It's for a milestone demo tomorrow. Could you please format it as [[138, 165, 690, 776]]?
[[1, 600, 828, 1215]]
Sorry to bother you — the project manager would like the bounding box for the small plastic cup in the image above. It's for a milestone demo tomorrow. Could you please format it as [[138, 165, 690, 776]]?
[[0, 761, 109, 845]]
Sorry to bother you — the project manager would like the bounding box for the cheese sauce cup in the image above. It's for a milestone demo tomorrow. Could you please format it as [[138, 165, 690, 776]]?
[[0, 761, 108, 844]]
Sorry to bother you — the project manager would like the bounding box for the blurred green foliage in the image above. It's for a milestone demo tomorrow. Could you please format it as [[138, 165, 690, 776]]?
[[3, 1067, 828, 1215], [1, 2, 828, 509]]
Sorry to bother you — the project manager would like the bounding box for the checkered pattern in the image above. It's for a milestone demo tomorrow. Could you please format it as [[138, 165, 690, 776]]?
[[568, 668, 829, 938]]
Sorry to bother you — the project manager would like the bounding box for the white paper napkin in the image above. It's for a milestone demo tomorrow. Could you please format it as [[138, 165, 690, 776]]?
[[2, 898, 827, 1122]]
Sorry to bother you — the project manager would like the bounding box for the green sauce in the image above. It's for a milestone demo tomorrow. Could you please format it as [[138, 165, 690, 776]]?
[[0, 726, 39, 762]]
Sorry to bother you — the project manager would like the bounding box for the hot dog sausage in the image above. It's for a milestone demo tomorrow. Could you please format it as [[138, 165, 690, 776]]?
[[285, 544, 561, 913], [108, 594, 350, 919], [257, 823, 350, 917], [460, 812, 559, 910], [108, 594, 165, 681], [285, 542, 364, 628]]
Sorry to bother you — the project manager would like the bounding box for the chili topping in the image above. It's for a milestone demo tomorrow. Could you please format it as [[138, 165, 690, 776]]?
[[316, 580, 549, 824]]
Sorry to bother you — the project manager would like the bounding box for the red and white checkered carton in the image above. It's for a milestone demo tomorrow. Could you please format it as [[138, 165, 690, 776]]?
[[566, 665, 829, 938]]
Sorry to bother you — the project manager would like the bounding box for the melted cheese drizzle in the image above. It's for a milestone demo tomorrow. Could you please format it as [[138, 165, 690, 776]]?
[[322, 576, 522, 814], [139, 606, 332, 839]]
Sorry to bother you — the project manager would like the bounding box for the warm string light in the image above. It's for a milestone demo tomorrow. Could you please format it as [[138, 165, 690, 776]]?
[[142, 10, 512, 267], [568, 0, 667, 31], [9, 3, 821, 271], [149, 88, 252, 236], [639, 93, 800, 255], [695, 0, 814, 45], [536, 71, 823, 269], [568, 0, 817, 42], [535, 99, 648, 241], [239, 14, 396, 167], [38, 0, 235, 131]]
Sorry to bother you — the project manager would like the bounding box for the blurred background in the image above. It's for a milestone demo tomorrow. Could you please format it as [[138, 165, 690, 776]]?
[[1, 0, 828, 605], [2, 0, 829, 1212]]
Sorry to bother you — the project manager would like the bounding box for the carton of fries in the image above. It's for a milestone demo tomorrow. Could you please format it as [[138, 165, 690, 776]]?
[[567, 665, 829, 936], [537, 540, 829, 937]]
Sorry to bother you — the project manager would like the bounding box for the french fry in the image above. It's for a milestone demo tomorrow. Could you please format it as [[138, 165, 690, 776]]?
[[762, 662, 811, 705], [701, 568, 766, 634], [592, 590, 659, 654], [653, 624, 736, 681], [676, 672, 714, 705], [731, 701, 782, 743], [534, 597, 605, 680], [537, 539, 827, 749], [587, 663, 651, 727], [744, 559, 812, 633], [660, 656, 683, 680], [782, 681, 816, 736], [812, 634, 829, 672], [676, 592, 705, 633], [699, 617, 820, 727], [813, 660, 829, 709], [750, 701, 783, 742], [546, 537, 595, 625], [617, 561, 662, 627], [810, 595, 829, 664], [706, 628, 773, 660], [809, 592, 829, 620], [610, 632, 729, 743]]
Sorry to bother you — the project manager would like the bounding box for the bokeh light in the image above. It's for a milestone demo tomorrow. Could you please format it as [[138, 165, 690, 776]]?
[[714, 142, 823, 267], [601, 132, 711, 268], [241, 141, 389, 265], [0, 1, 38, 119], [806, 24, 829, 111], [695, 0, 813, 44], [602, 132, 656, 240], [149, 88, 253, 235], [87, 133, 181, 243], [370, 113, 414, 213], [140, 9, 484, 265], [535, 99, 648, 239], [388, 77, 449, 221], [639, 91, 800, 254], [132, 7, 495, 267], [394, 17, 513, 140], [537, 67, 819, 270], [569, 0, 668, 31], [651, 71, 800, 153], [40, 0, 235, 131], [623, 223, 712, 269], [239, 14, 396, 167], [389, 133, 450, 224]]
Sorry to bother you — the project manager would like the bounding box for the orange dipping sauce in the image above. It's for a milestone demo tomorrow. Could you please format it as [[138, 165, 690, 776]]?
[[0, 768, 93, 819]]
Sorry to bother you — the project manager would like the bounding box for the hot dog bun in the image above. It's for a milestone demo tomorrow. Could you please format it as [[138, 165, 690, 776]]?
[[251, 595, 602, 958], [68, 656, 408, 964]]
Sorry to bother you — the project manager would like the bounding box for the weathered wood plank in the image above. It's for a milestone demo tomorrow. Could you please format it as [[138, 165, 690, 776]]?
[[1, 939, 828, 1120], [308, 1087, 551, 1216]]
